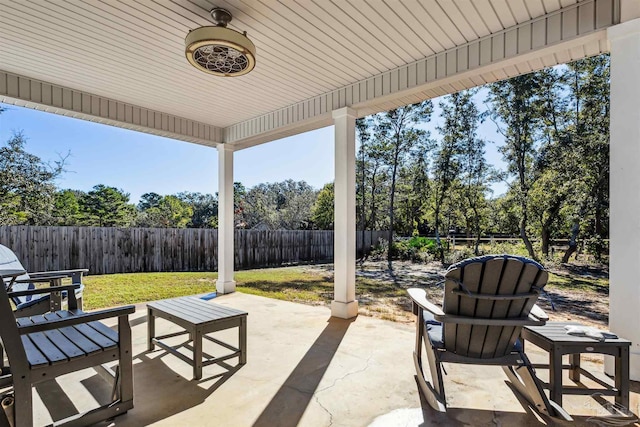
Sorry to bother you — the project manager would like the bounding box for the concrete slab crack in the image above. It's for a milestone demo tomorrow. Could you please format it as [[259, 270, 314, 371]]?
[[310, 353, 374, 426], [316, 353, 375, 394], [314, 394, 334, 427]]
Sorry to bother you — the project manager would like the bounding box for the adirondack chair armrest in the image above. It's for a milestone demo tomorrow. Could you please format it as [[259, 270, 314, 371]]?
[[12, 275, 67, 284], [0, 269, 27, 280], [17, 305, 136, 334], [529, 304, 549, 322], [28, 269, 89, 279], [8, 284, 81, 298], [407, 288, 445, 319]]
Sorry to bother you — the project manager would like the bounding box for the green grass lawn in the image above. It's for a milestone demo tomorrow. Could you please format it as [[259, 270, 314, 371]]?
[[81, 266, 609, 322], [82, 268, 333, 310], [82, 267, 410, 310]]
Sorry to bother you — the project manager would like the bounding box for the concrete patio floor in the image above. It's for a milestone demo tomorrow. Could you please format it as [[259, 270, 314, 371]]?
[[17, 293, 640, 426]]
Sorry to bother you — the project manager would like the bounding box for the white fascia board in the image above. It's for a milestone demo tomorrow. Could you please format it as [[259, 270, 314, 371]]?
[[0, 70, 224, 147]]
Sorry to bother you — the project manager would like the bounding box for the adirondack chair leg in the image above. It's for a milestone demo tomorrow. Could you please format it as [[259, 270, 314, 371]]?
[[502, 361, 572, 421], [111, 365, 120, 402], [12, 379, 32, 427], [413, 308, 447, 412]]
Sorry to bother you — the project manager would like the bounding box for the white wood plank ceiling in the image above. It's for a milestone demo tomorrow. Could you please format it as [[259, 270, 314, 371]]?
[[0, 0, 617, 147]]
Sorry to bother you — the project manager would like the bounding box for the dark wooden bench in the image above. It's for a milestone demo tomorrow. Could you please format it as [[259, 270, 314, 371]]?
[[0, 269, 135, 427], [147, 296, 247, 380]]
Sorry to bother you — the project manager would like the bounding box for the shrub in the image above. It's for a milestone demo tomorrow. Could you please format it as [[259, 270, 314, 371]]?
[[392, 236, 438, 262], [485, 240, 531, 257], [445, 247, 476, 264], [369, 238, 388, 260]]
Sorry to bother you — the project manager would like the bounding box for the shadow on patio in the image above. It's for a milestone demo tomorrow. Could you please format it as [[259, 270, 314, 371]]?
[[18, 292, 640, 427]]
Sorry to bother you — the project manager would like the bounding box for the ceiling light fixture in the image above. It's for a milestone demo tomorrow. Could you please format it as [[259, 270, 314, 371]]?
[[185, 8, 256, 77]]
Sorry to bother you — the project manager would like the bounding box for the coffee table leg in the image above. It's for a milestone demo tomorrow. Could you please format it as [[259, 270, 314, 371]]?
[[147, 307, 155, 351], [616, 347, 630, 408], [569, 353, 580, 382], [550, 346, 563, 406], [240, 316, 247, 365], [193, 327, 203, 380]]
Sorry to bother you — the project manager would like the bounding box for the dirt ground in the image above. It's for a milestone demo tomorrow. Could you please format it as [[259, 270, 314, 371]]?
[[303, 260, 610, 328]]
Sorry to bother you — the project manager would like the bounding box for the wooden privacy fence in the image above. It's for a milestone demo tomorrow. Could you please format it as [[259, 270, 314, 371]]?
[[0, 226, 387, 275]]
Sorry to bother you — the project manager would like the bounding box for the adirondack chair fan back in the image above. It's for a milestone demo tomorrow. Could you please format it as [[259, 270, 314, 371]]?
[[441, 255, 546, 359], [0, 244, 86, 315]]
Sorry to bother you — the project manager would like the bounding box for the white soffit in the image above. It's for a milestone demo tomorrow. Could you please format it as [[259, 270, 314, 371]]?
[[0, 0, 619, 148]]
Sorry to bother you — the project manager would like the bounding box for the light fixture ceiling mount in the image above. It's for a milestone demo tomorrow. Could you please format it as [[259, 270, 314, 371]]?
[[185, 7, 256, 77]]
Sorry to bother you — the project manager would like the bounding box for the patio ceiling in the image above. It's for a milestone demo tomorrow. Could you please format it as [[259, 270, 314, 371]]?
[[0, 0, 621, 148]]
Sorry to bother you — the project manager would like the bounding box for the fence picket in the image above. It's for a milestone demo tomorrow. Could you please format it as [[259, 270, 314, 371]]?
[[0, 226, 386, 275]]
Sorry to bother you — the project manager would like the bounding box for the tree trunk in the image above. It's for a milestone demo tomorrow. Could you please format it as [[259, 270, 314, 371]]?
[[359, 154, 366, 262], [594, 189, 605, 259], [472, 205, 481, 255], [520, 211, 537, 260], [562, 220, 580, 263], [387, 152, 400, 271], [434, 202, 444, 263], [541, 227, 550, 257], [540, 197, 564, 257]]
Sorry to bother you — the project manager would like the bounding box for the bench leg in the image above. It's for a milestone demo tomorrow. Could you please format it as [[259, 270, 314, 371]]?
[[616, 347, 630, 408], [549, 347, 563, 406], [147, 308, 155, 351], [240, 316, 247, 365], [193, 327, 203, 380], [569, 353, 580, 382]]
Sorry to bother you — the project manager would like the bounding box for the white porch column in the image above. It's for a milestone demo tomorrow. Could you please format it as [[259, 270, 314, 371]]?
[[331, 107, 358, 319], [608, 18, 640, 380], [217, 144, 236, 294]]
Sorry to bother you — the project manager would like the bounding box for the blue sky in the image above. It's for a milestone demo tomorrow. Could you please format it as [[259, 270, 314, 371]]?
[[0, 94, 507, 203]]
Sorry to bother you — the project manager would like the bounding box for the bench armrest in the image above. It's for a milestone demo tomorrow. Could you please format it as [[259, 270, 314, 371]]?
[[8, 284, 81, 298], [407, 288, 445, 319], [17, 306, 136, 334]]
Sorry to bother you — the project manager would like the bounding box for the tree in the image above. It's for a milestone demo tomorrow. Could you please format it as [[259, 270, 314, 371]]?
[[0, 132, 67, 225], [177, 192, 218, 228], [51, 189, 84, 225], [432, 95, 465, 260], [137, 195, 193, 228], [356, 118, 370, 255], [138, 192, 163, 211], [371, 101, 434, 269], [238, 180, 316, 229], [561, 55, 610, 261], [452, 90, 492, 255], [394, 151, 431, 236], [311, 183, 334, 229], [488, 73, 544, 260], [275, 180, 317, 229], [81, 185, 136, 227]]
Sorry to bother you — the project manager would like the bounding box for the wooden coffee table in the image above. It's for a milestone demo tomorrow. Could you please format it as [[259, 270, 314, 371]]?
[[147, 296, 247, 380], [521, 322, 630, 407]]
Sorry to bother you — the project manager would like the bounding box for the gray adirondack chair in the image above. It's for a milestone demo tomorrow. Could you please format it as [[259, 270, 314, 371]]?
[[408, 254, 572, 420], [0, 270, 134, 427], [0, 244, 87, 316]]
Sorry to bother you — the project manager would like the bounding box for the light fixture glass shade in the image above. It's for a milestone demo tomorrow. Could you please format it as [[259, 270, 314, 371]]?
[[185, 26, 256, 77]]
